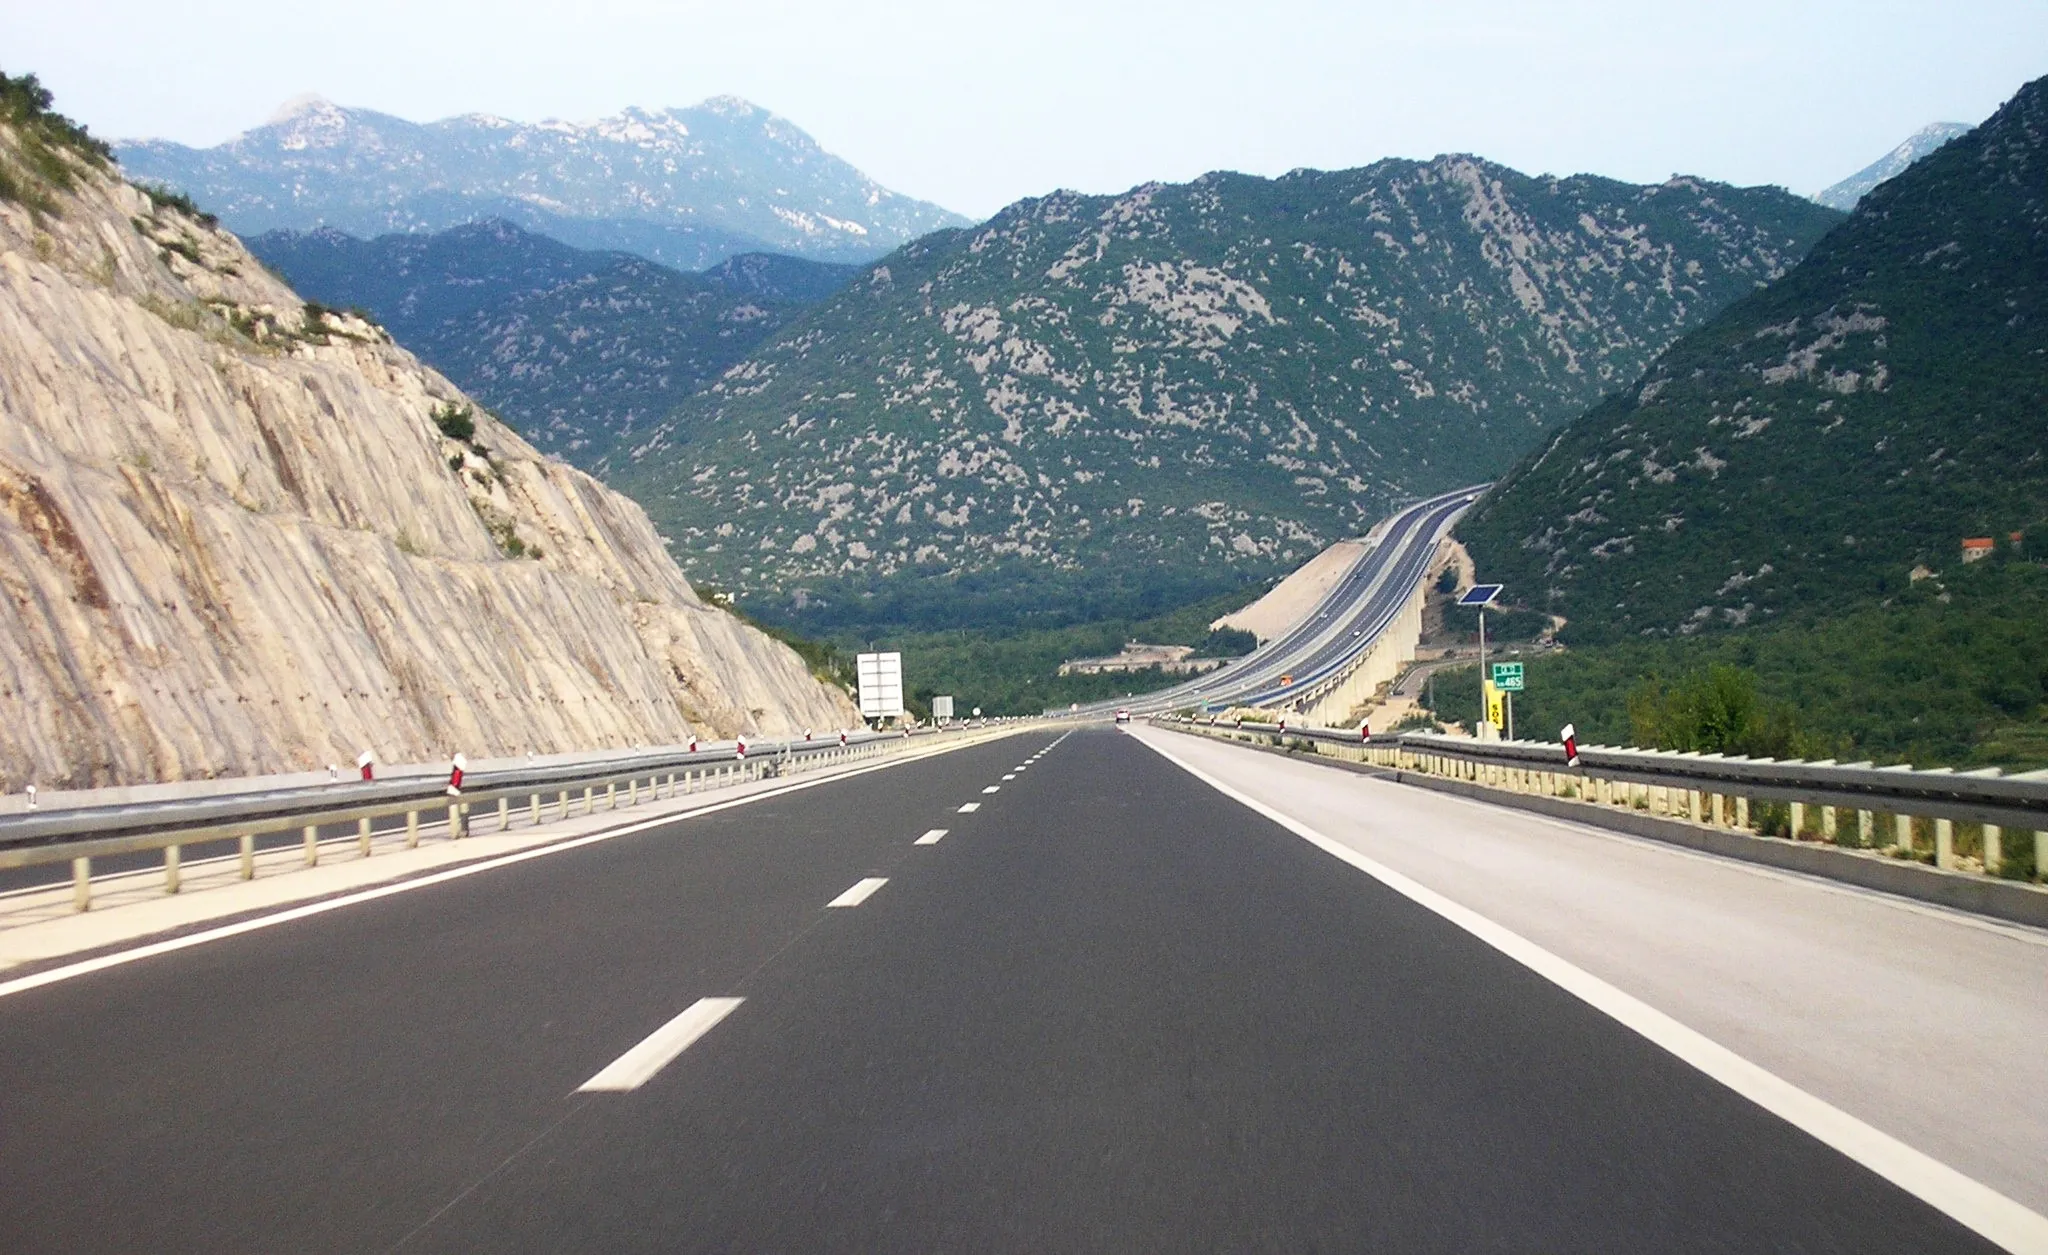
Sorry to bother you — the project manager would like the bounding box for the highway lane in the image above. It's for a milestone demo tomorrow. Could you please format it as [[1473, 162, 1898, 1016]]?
[[0, 729, 2003, 1252]]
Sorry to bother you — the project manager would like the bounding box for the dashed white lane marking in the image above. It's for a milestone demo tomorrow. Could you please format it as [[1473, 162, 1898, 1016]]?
[[957, 802, 981, 813], [982, 785, 1001, 794], [915, 829, 949, 845], [1135, 733, 2048, 1255], [0, 740, 987, 1002], [578, 997, 744, 1092], [1002, 774, 1017, 780], [826, 877, 888, 908]]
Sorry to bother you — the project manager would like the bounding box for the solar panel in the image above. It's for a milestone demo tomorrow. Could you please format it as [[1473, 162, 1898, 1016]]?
[[1458, 584, 1503, 607]]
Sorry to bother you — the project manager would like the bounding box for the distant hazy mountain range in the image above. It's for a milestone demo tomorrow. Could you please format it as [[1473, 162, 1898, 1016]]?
[[609, 157, 1843, 634], [118, 96, 972, 268], [1813, 122, 1971, 210], [251, 220, 857, 466], [1461, 80, 2046, 642]]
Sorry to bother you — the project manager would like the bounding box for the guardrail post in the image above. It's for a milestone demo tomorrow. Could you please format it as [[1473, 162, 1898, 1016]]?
[[530, 793, 540, 826], [304, 823, 319, 866], [2036, 830, 2046, 881], [359, 816, 373, 857], [1935, 818, 1955, 870], [666, 772, 675, 798], [606, 782, 617, 810], [558, 790, 569, 820], [584, 785, 594, 814], [1821, 806, 1838, 843], [72, 856, 90, 911], [240, 833, 255, 879], [165, 844, 181, 894], [1895, 813, 1913, 855], [1984, 825, 2002, 875], [498, 797, 510, 831], [1857, 810, 1873, 847], [406, 810, 420, 848], [1789, 802, 1805, 838], [449, 803, 464, 839]]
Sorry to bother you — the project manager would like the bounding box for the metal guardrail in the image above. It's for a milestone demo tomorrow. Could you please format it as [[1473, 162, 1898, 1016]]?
[[1, 722, 1033, 912], [1156, 715, 2048, 880]]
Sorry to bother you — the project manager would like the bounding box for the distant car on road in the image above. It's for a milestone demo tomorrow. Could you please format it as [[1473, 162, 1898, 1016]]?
[[1114, 708, 1131, 724]]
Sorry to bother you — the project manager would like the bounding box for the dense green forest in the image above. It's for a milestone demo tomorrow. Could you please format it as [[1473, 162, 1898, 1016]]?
[[1417, 556, 2048, 771]]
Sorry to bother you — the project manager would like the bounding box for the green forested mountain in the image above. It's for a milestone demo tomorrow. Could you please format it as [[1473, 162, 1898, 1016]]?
[[614, 157, 1839, 633], [252, 221, 854, 467], [1457, 76, 2048, 645]]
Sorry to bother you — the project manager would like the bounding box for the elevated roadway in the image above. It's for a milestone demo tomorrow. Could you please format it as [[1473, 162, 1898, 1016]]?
[[1067, 484, 1483, 719]]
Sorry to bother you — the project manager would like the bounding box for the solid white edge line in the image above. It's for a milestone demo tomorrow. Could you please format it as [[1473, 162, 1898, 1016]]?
[[825, 877, 888, 908], [1134, 731, 2048, 1255], [0, 730, 1031, 1001], [957, 802, 981, 813], [577, 996, 744, 1092], [915, 829, 948, 845]]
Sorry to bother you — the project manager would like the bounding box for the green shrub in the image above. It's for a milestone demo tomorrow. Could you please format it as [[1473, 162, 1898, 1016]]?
[[140, 183, 217, 227], [431, 402, 476, 444]]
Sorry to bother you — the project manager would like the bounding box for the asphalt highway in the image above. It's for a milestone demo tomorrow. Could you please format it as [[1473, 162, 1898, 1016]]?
[[0, 729, 2001, 1253], [1074, 485, 1481, 719]]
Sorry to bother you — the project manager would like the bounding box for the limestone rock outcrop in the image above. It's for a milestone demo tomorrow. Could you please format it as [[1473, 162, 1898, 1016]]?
[[0, 119, 858, 789]]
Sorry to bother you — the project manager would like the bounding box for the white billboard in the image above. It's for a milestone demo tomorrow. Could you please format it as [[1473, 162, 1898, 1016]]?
[[931, 695, 955, 721], [856, 652, 905, 719]]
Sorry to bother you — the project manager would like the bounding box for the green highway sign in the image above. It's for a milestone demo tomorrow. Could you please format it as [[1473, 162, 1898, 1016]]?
[[1491, 662, 1525, 692]]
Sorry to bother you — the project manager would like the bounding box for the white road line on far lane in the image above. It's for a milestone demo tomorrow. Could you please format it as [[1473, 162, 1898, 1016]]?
[[1002, 774, 1016, 780], [915, 829, 949, 845], [982, 785, 1001, 793], [1134, 732, 2048, 1255], [826, 877, 888, 908], [957, 803, 981, 813], [578, 997, 744, 1093]]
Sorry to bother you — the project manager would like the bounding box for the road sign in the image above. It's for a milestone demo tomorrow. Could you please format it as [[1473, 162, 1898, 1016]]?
[[1484, 680, 1506, 730], [931, 695, 954, 721], [1458, 584, 1503, 607], [856, 652, 904, 719], [1491, 662, 1525, 692]]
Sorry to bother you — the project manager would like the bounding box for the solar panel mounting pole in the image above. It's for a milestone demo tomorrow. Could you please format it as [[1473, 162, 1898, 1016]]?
[[1477, 607, 1487, 737]]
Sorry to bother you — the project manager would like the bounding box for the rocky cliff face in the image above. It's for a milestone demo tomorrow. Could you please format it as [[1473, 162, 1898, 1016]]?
[[0, 113, 857, 790]]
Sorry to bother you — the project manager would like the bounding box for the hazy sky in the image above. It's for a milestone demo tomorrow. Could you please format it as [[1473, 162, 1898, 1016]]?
[[4, 0, 2044, 218]]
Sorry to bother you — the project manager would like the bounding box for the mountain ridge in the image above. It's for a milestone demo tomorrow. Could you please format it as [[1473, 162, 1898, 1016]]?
[[611, 155, 1842, 634], [1814, 121, 1972, 210], [1456, 77, 2048, 644], [250, 220, 856, 467], [116, 95, 971, 268]]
